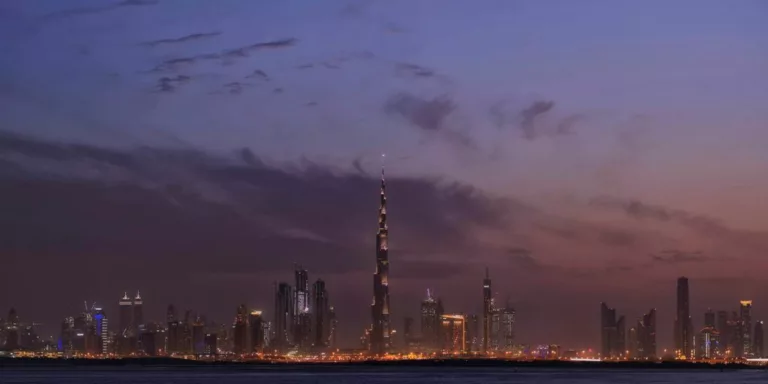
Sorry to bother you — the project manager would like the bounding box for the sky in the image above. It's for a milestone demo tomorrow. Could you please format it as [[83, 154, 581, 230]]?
[[0, 0, 767, 350]]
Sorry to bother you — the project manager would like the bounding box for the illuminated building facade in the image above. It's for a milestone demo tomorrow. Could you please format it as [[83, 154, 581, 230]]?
[[440, 314, 466, 353], [420, 290, 441, 350], [740, 300, 753, 357], [93, 308, 108, 355], [370, 165, 391, 355]]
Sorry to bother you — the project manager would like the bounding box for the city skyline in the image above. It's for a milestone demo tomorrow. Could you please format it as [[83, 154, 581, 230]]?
[[1, 0, 767, 350]]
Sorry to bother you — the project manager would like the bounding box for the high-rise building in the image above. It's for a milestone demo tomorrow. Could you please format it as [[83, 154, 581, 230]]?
[[167, 305, 177, 324], [370, 165, 391, 355], [192, 317, 205, 355], [717, 310, 729, 356], [273, 282, 293, 351], [403, 316, 415, 348], [233, 304, 248, 354], [119, 293, 133, 338], [328, 307, 337, 349], [421, 290, 440, 350], [5, 308, 19, 351], [482, 268, 492, 353], [440, 314, 466, 353], [674, 277, 692, 359], [249, 311, 264, 352], [637, 308, 657, 359], [204, 333, 217, 355], [729, 310, 743, 358], [628, 326, 638, 358], [698, 326, 719, 359], [312, 279, 329, 348], [600, 302, 626, 358], [754, 321, 764, 358], [467, 314, 480, 352], [167, 320, 182, 355], [704, 309, 716, 329], [740, 300, 753, 357], [93, 308, 108, 355], [498, 305, 516, 351], [133, 292, 144, 336]]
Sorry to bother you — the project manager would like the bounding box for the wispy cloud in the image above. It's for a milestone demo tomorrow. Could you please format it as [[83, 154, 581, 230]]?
[[650, 249, 708, 264], [140, 32, 221, 47], [156, 75, 190, 93], [147, 38, 298, 73], [520, 100, 555, 140], [42, 0, 158, 20]]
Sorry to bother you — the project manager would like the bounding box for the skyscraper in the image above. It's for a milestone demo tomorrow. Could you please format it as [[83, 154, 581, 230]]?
[[312, 279, 329, 348], [600, 302, 625, 358], [440, 314, 466, 353], [249, 311, 264, 352], [328, 307, 337, 349], [233, 304, 248, 354], [704, 309, 716, 329], [482, 267, 492, 353], [119, 293, 132, 338], [133, 292, 143, 336], [294, 266, 312, 349], [421, 290, 440, 350], [273, 282, 293, 351], [93, 308, 108, 355], [674, 277, 692, 359], [754, 321, 764, 358], [370, 164, 391, 355], [638, 308, 657, 359], [717, 310, 729, 356], [740, 300, 753, 357]]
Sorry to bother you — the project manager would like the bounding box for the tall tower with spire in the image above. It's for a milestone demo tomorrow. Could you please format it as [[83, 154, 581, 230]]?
[[370, 161, 391, 355], [483, 267, 492, 353]]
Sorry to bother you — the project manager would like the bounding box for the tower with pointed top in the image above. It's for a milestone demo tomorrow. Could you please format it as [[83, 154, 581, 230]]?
[[483, 268, 492, 353], [119, 292, 133, 338], [133, 291, 144, 337], [370, 164, 391, 355]]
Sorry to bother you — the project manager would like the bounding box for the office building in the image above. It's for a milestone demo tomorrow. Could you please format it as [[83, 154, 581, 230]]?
[[421, 290, 440, 350], [674, 277, 692, 359], [273, 282, 293, 351], [440, 314, 466, 353], [249, 310, 264, 352], [600, 302, 626, 358], [312, 279, 329, 348], [740, 300, 753, 357], [483, 268, 492, 353], [233, 304, 248, 354], [204, 333, 217, 355]]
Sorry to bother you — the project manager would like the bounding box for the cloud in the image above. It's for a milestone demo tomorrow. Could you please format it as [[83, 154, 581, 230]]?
[[650, 249, 708, 264], [156, 75, 190, 93], [395, 260, 468, 280], [556, 114, 585, 135], [520, 100, 555, 140], [395, 63, 435, 78], [147, 38, 297, 73], [141, 32, 221, 47], [246, 69, 269, 80], [42, 0, 158, 20], [221, 82, 249, 95], [589, 196, 729, 236], [599, 230, 635, 247], [384, 92, 456, 132]]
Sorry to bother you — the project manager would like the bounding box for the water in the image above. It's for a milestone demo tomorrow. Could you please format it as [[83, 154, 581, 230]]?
[[1, 368, 766, 383]]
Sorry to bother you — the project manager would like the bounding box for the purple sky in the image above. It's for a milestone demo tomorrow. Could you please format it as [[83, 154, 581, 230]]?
[[0, 0, 767, 350]]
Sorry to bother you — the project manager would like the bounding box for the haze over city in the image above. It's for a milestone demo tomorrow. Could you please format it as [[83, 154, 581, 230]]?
[[0, 0, 766, 352]]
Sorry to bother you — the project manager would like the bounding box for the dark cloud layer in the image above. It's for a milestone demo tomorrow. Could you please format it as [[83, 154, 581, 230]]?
[[0, 132, 508, 342], [141, 32, 221, 47], [650, 249, 708, 264], [384, 92, 456, 132]]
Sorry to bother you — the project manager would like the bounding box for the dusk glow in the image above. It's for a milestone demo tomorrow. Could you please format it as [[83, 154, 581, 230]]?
[[0, 0, 767, 361]]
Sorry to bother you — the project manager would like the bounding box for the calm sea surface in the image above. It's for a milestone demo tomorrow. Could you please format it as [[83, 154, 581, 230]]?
[[1, 368, 767, 384]]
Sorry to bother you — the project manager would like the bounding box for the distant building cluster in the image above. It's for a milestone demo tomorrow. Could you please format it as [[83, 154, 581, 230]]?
[[600, 277, 765, 361]]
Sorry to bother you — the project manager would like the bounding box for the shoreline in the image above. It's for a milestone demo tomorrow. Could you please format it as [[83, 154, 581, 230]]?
[[0, 358, 762, 371]]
